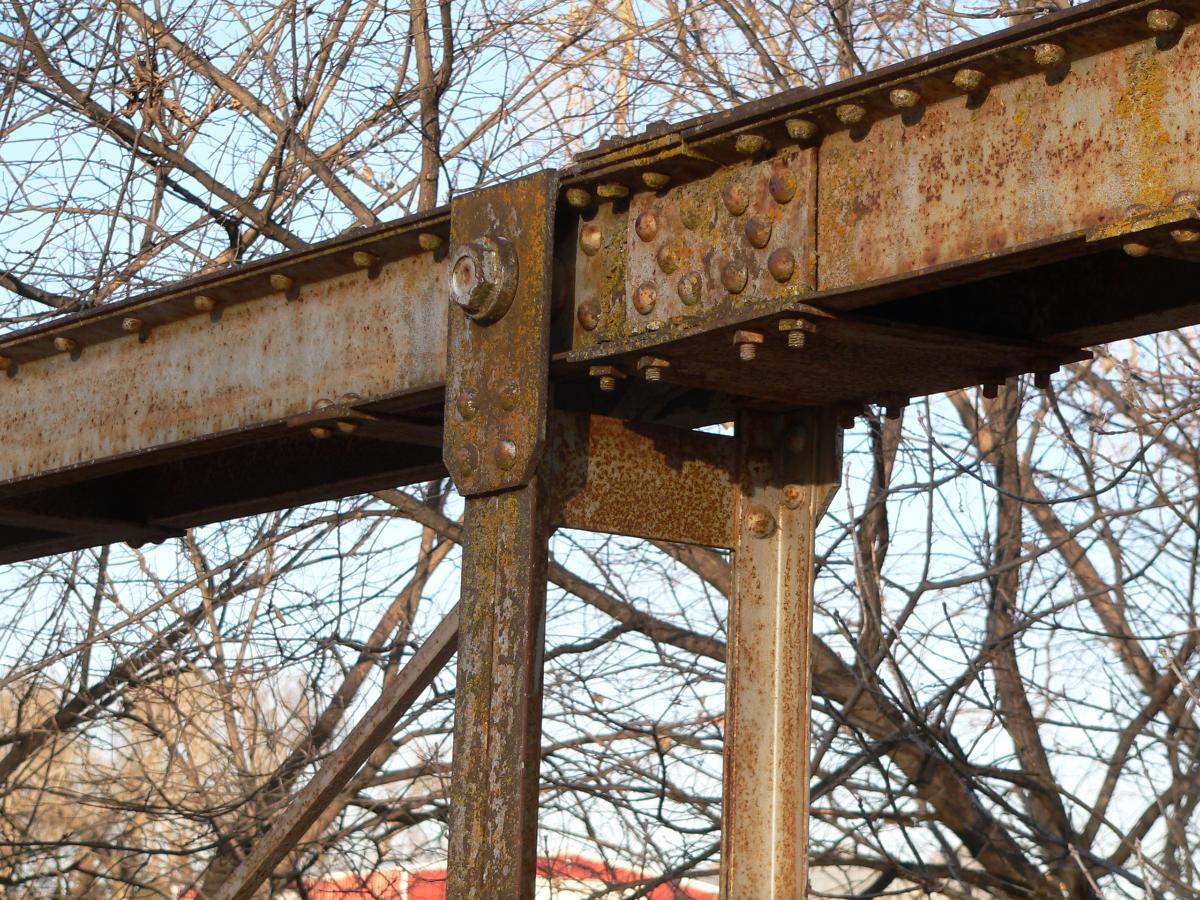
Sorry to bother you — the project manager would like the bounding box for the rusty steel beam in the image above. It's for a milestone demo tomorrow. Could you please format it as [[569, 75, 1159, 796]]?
[[722, 410, 841, 898], [211, 605, 460, 900]]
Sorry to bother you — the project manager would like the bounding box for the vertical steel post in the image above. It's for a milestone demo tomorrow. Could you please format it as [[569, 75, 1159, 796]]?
[[442, 171, 558, 900], [721, 409, 841, 899]]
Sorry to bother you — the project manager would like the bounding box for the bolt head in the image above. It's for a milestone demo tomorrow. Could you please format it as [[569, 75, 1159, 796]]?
[[450, 235, 518, 323], [677, 272, 703, 306], [493, 440, 518, 470], [744, 217, 773, 249], [768, 249, 796, 283], [633, 283, 658, 315], [745, 505, 777, 539], [580, 223, 603, 256], [599, 375, 617, 392], [768, 171, 798, 204], [577, 301, 600, 331], [1147, 8, 1182, 32], [721, 260, 749, 294], [635, 210, 659, 242]]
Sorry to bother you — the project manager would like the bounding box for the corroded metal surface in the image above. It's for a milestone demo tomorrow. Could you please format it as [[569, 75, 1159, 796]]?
[[547, 412, 735, 548], [444, 171, 558, 494], [722, 409, 840, 899]]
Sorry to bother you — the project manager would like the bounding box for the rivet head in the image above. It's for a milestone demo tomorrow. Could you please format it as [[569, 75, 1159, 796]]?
[[596, 182, 629, 200], [417, 233, 443, 252], [889, 88, 920, 109], [353, 250, 380, 269], [580, 222, 603, 256], [744, 217, 773, 249], [635, 210, 659, 242], [193, 294, 217, 313], [656, 242, 682, 275], [1123, 242, 1153, 257], [269, 273, 296, 293], [1171, 227, 1200, 243], [835, 103, 867, 125], [745, 505, 777, 539], [722, 184, 750, 216], [677, 272, 703, 306], [768, 171, 798, 204], [721, 260, 748, 294], [456, 389, 478, 420], [577, 301, 600, 331], [767, 248, 795, 283], [53, 336, 79, 354], [785, 118, 820, 143], [952, 68, 985, 92], [782, 484, 805, 509], [642, 172, 671, 190], [309, 426, 333, 439], [493, 440, 518, 470], [566, 188, 592, 209], [633, 283, 658, 315], [735, 133, 771, 156], [1033, 43, 1066, 68], [1147, 8, 1182, 32], [1172, 190, 1200, 206], [121, 317, 144, 334], [457, 443, 480, 476], [497, 380, 519, 410], [784, 425, 807, 454]]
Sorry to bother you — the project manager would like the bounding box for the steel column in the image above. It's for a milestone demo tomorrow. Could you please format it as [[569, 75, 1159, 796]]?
[[721, 409, 841, 898]]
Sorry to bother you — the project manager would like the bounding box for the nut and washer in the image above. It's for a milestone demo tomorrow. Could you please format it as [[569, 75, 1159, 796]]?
[[449, 235, 518, 324]]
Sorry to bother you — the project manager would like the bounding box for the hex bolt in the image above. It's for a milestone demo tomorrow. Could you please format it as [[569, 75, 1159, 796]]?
[[744, 217, 773, 249], [735, 133, 771, 156], [450, 235, 518, 323], [782, 484, 805, 510], [418, 233, 444, 252], [779, 318, 816, 348], [889, 88, 921, 109], [722, 184, 750, 216], [589, 365, 625, 392], [733, 330, 764, 360], [768, 170, 798, 204], [656, 242, 681, 274], [633, 283, 658, 315], [193, 294, 218, 313], [309, 426, 333, 439], [1033, 43, 1067, 68], [952, 68, 986, 92], [637, 356, 670, 382], [493, 439, 518, 471], [677, 271, 703, 306], [577, 301, 600, 331], [1147, 8, 1182, 32], [721, 260, 749, 295], [53, 336, 79, 355], [745, 504, 777, 539], [785, 118, 820, 143], [456, 388, 479, 420], [596, 182, 629, 200], [580, 223, 603, 256], [352, 250, 380, 269], [565, 188, 593, 209], [642, 172, 671, 190], [836, 103, 867, 125], [635, 210, 659, 242], [768, 249, 797, 284]]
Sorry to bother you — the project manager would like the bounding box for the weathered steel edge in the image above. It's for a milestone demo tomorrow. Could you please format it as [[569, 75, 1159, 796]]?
[[0, 0, 1166, 360]]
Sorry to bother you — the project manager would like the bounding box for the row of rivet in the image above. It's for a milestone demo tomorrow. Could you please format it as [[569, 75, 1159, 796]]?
[[1123, 191, 1200, 256]]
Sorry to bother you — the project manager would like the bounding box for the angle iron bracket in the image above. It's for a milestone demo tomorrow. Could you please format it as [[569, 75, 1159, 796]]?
[[444, 170, 559, 495]]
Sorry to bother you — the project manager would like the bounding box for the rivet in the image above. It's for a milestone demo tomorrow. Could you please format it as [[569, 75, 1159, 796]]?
[[193, 295, 217, 313], [309, 426, 333, 439], [733, 329, 763, 360], [418, 233, 444, 252], [886, 400, 907, 420], [767, 249, 796, 284], [580, 223, 603, 256], [637, 356, 670, 382], [744, 217, 773, 249], [642, 172, 671, 190], [53, 336, 79, 354], [1123, 242, 1153, 257], [1033, 43, 1066, 68], [784, 425, 807, 454], [785, 118, 820, 143], [635, 210, 659, 242], [457, 389, 478, 420], [632, 283, 657, 315], [497, 380, 519, 411], [352, 250, 380, 268], [782, 484, 805, 509], [338, 392, 362, 406], [589, 365, 625, 392], [745, 505, 776, 539], [677, 272, 703, 306], [768, 170, 798, 204], [596, 182, 630, 200], [735, 133, 771, 156], [837, 407, 859, 430], [952, 68, 985, 92], [566, 188, 593, 209], [721, 260, 748, 294], [121, 317, 145, 334], [493, 440, 518, 470], [313, 397, 335, 411], [981, 383, 999, 400], [1034, 371, 1053, 391], [577, 301, 600, 331], [747, 451, 774, 484], [889, 88, 921, 109], [1171, 227, 1200, 243], [1147, 8, 1182, 32], [457, 442, 480, 476], [779, 317, 815, 347], [1172, 190, 1200, 206], [835, 103, 867, 125], [270, 273, 296, 295], [656, 242, 681, 274], [722, 184, 750, 216], [336, 420, 359, 434]]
